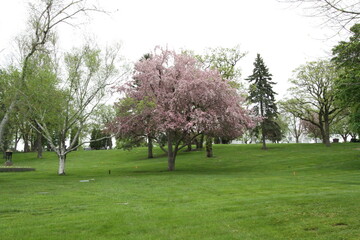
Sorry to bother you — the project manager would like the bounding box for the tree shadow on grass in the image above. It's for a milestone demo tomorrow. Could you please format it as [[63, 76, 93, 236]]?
[[127, 164, 257, 176]]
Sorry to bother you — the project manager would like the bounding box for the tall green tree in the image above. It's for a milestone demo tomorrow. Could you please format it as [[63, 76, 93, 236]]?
[[286, 60, 344, 146], [246, 54, 279, 149], [332, 23, 360, 136]]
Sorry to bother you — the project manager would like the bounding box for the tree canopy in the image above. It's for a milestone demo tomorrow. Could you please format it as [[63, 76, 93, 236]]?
[[246, 54, 279, 149], [109, 47, 254, 171]]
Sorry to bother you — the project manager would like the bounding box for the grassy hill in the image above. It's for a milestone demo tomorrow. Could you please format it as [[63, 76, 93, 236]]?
[[1, 143, 360, 239]]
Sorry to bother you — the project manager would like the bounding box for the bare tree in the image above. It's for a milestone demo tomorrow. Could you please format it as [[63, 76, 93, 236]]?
[[0, 0, 99, 152], [281, 0, 360, 32]]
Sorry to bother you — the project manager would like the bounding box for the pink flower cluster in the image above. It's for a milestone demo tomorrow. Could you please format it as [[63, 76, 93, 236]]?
[[110, 47, 255, 141]]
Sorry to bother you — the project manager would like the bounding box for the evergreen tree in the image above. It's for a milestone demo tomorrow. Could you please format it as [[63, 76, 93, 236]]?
[[90, 128, 108, 150], [246, 54, 279, 149]]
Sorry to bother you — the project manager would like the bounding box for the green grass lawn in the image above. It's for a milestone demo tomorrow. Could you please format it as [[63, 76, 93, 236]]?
[[1, 143, 360, 240]]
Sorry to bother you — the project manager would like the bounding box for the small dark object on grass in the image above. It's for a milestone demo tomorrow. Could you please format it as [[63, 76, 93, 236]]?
[[109, 170, 111, 174], [333, 222, 348, 227], [0, 167, 35, 172]]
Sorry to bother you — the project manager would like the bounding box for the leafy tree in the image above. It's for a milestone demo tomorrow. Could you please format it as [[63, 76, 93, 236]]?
[[286, 60, 344, 146], [110, 47, 254, 171], [332, 23, 360, 136], [246, 54, 279, 149], [28, 44, 122, 175], [330, 111, 352, 142], [90, 128, 109, 150], [301, 118, 322, 143], [196, 46, 247, 145], [0, 0, 98, 152], [196, 46, 246, 86], [0, 69, 19, 154], [279, 100, 305, 143]]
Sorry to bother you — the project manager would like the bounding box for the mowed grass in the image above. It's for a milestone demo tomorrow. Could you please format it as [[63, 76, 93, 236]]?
[[1, 143, 360, 240]]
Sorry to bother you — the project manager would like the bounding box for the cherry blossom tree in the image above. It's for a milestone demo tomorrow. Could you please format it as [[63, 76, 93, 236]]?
[[109, 47, 254, 171]]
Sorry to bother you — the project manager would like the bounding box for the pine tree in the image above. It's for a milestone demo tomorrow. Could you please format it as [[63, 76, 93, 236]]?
[[247, 54, 279, 149]]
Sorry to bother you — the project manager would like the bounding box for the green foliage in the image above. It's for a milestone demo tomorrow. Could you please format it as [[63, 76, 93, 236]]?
[[89, 128, 110, 150], [246, 54, 279, 146], [115, 137, 147, 151], [349, 105, 360, 136], [1, 143, 360, 239], [332, 23, 360, 135], [287, 60, 342, 146], [196, 46, 246, 88], [247, 54, 277, 117], [332, 24, 360, 104], [263, 118, 284, 143]]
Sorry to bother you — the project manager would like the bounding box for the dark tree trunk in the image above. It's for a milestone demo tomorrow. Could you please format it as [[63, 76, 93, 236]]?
[[23, 134, 30, 153], [167, 132, 175, 171], [187, 142, 192, 152], [148, 136, 153, 159], [324, 116, 331, 147], [194, 138, 199, 149], [341, 134, 348, 143], [206, 136, 213, 158], [196, 134, 204, 149], [36, 131, 43, 159], [199, 134, 204, 149], [260, 100, 267, 150], [108, 137, 113, 149], [261, 123, 267, 150]]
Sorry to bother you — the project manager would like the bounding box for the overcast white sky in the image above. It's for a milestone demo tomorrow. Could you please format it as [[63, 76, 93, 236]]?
[[0, 0, 342, 99]]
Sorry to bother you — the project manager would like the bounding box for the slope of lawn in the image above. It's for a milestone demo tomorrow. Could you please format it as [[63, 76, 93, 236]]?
[[1, 143, 360, 240]]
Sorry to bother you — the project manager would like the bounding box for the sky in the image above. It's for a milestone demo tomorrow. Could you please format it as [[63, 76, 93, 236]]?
[[0, 0, 343, 99]]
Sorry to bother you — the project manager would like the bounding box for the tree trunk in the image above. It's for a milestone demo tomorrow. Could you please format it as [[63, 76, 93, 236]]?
[[14, 129, 20, 151], [23, 134, 30, 153], [206, 136, 213, 158], [108, 137, 113, 149], [324, 118, 331, 147], [147, 136, 153, 159], [260, 100, 267, 150], [195, 134, 204, 149], [58, 153, 66, 175], [30, 134, 36, 152], [187, 142, 192, 152], [36, 131, 43, 159], [261, 122, 267, 150], [295, 136, 299, 144], [167, 132, 175, 171], [199, 134, 204, 149], [0, 101, 16, 150], [341, 134, 348, 143]]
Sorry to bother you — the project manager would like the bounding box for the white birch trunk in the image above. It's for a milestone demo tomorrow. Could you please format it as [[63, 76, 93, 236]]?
[[0, 101, 16, 149], [58, 153, 66, 175]]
